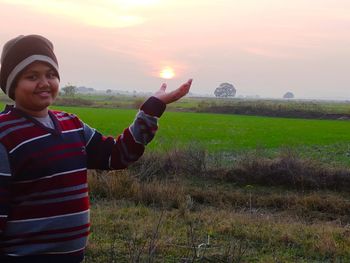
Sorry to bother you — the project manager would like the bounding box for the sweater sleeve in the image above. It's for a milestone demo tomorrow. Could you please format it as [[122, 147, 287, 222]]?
[[0, 143, 11, 236], [84, 96, 166, 170]]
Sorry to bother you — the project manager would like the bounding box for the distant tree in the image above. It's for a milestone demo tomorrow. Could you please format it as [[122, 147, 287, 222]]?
[[76, 86, 95, 93], [283, 92, 294, 99], [106, 89, 112, 94], [214, 82, 236, 98], [61, 84, 77, 97]]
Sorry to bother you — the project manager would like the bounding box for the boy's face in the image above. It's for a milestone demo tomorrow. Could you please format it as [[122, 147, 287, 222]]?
[[14, 61, 59, 117]]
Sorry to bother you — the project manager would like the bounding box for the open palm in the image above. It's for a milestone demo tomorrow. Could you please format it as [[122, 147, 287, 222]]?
[[154, 79, 192, 104]]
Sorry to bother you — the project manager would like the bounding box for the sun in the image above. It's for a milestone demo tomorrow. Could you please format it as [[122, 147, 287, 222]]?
[[160, 67, 175, 79]]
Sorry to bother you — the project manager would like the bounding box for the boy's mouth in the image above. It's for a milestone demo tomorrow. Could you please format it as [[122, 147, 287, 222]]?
[[35, 89, 50, 93], [34, 90, 51, 97]]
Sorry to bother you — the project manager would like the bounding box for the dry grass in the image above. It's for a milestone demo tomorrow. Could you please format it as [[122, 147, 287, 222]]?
[[85, 201, 350, 262], [226, 149, 350, 191], [88, 170, 186, 209], [85, 147, 350, 261], [130, 147, 350, 191], [88, 147, 350, 223]]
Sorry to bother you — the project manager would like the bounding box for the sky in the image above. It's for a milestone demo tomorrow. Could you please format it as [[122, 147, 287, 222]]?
[[0, 0, 349, 99]]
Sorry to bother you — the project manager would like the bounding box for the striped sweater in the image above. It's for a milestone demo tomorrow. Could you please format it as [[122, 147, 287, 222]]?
[[0, 96, 165, 262]]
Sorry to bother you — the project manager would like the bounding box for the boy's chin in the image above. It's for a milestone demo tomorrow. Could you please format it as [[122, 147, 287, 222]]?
[[37, 99, 54, 108], [30, 102, 52, 112]]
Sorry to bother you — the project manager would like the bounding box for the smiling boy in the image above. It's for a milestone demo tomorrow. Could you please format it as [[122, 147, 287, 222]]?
[[0, 35, 192, 262]]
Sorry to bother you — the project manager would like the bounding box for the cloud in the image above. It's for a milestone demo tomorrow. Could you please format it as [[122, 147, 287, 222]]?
[[0, 0, 150, 28]]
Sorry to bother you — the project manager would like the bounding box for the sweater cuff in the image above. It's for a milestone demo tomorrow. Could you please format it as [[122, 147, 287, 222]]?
[[140, 96, 166, 117]]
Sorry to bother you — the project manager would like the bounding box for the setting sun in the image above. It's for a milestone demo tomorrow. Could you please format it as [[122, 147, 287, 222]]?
[[160, 67, 175, 79]]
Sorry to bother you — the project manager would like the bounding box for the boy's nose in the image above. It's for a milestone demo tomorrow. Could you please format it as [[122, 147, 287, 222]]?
[[38, 76, 50, 88]]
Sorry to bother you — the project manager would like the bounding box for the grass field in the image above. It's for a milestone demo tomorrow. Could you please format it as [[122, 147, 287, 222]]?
[[48, 105, 350, 149], [2, 98, 350, 164], [6, 99, 350, 152], [47, 105, 350, 166], [86, 198, 350, 262], [84, 166, 350, 262], [1, 98, 350, 262]]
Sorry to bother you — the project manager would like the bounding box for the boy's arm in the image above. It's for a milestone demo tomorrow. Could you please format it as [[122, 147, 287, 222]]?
[[84, 97, 166, 169], [84, 79, 192, 170], [0, 143, 11, 236]]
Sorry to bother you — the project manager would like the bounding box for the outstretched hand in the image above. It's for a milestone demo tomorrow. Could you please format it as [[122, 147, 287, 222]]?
[[153, 79, 192, 104]]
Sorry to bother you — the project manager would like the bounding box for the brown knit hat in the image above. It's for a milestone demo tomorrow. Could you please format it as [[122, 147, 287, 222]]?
[[0, 35, 60, 100]]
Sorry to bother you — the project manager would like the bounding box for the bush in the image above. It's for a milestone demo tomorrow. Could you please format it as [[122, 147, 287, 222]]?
[[222, 150, 350, 191], [129, 145, 207, 181], [87, 146, 350, 223], [132, 146, 350, 191], [195, 99, 350, 120], [53, 97, 94, 106]]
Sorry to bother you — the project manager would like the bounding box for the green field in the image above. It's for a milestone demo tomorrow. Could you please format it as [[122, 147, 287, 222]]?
[[46, 105, 350, 166], [2, 99, 350, 164], [48, 105, 350, 150]]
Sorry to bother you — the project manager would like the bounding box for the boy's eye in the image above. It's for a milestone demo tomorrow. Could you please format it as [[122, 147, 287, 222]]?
[[47, 72, 57, 79], [25, 75, 37, 81]]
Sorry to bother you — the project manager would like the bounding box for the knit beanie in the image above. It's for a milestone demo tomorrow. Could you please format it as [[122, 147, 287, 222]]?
[[0, 34, 60, 100]]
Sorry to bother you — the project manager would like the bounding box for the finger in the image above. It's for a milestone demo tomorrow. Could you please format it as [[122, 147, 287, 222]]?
[[160, 83, 167, 91], [181, 80, 192, 92], [180, 79, 192, 89], [175, 85, 190, 99], [182, 79, 193, 91]]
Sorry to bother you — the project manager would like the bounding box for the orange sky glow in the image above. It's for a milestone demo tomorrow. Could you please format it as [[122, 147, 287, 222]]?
[[0, 0, 349, 98]]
